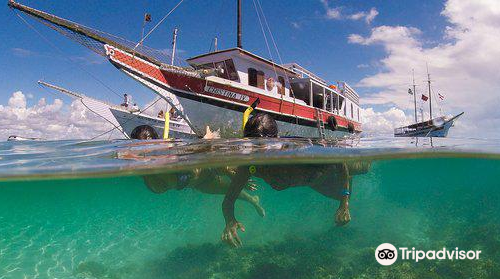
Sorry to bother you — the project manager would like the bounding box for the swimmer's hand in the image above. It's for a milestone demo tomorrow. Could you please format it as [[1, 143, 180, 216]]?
[[222, 220, 245, 247], [335, 201, 351, 226]]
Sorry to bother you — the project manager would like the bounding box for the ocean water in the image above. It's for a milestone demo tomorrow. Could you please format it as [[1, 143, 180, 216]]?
[[0, 137, 499, 279]]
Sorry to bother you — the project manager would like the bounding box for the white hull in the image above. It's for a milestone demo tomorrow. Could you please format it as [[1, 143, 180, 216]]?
[[109, 109, 195, 139], [40, 81, 195, 139]]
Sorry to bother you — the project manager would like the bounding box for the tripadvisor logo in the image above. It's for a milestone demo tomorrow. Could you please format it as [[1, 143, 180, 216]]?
[[375, 243, 482, 266]]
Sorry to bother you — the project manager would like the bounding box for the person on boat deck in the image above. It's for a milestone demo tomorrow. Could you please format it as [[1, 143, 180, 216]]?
[[169, 107, 179, 119], [131, 103, 140, 112], [157, 110, 164, 119], [140, 168, 266, 218], [121, 93, 131, 107], [220, 113, 371, 247]]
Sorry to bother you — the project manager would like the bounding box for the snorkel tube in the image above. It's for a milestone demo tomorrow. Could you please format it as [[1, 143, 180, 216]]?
[[242, 98, 261, 132]]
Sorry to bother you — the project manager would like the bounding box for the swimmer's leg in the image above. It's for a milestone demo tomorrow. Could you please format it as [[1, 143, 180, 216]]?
[[195, 175, 266, 217], [335, 164, 351, 226], [238, 190, 266, 217]]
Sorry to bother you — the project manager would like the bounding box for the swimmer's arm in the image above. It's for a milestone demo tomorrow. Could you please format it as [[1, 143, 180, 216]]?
[[222, 167, 251, 247], [222, 167, 250, 223]]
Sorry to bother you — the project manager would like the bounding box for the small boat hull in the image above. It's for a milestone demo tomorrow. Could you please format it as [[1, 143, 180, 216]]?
[[109, 109, 195, 139]]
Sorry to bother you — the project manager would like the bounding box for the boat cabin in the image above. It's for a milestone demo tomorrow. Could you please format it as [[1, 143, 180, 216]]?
[[187, 48, 360, 122]]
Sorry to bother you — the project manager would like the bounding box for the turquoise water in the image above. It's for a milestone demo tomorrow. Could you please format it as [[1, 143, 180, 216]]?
[[0, 138, 499, 278]]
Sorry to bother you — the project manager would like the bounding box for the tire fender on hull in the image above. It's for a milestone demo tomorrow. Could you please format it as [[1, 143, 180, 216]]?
[[327, 116, 338, 131], [347, 122, 355, 134]]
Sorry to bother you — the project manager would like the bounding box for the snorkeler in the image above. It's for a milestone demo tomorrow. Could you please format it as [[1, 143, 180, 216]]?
[[220, 113, 370, 247], [140, 167, 266, 218]]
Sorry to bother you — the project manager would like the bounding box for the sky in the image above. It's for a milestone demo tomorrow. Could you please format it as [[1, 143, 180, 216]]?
[[0, 0, 499, 139]]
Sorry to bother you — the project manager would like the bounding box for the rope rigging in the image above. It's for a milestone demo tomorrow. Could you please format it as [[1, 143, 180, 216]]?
[[251, 0, 297, 116], [14, 9, 182, 140], [14, 12, 123, 100], [134, 0, 186, 50]]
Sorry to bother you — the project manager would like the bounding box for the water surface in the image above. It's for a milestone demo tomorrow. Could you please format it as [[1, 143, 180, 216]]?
[[0, 137, 499, 278]]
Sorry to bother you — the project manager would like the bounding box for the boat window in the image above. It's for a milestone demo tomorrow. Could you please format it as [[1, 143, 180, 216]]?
[[214, 61, 228, 79], [278, 76, 286, 95], [257, 71, 265, 89], [248, 68, 258, 87], [224, 59, 239, 81], [290, 81, 311, 105], [198, 63, 215, 70], [313, 92, 324, 109], [311, 83, 324, 109], [351, 103, 354, 119]]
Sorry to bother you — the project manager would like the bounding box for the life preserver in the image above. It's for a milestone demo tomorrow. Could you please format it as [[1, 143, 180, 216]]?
[[131, 125, 159, 140], [348, 122, 355, 134], [327, 116, 338, 131], [266, 77, 275, 91]]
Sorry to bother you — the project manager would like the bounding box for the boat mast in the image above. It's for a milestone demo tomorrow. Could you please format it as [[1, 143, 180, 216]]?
[[171, 27, 178, 65], [427, 64, 433, 120], [412, 69, 417, 123], [237, 0, 242, 48]]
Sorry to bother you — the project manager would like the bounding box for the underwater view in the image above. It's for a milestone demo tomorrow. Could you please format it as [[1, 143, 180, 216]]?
[[0, 138, 499, 279], [2, 0, 500, 278]]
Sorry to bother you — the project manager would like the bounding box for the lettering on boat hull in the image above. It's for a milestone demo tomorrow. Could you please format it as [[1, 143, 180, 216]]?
[[204, 85, 250, 103]]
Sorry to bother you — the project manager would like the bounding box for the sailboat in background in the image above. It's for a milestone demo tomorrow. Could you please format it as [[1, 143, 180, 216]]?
[[394, 69, 463, 138]]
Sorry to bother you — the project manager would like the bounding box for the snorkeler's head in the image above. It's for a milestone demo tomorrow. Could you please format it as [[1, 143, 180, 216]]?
[[131, 125, 159, 140], [243, 113, 278, 138]]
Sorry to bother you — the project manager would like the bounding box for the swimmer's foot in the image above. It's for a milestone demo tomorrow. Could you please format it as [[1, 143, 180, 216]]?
[[335, 202, 351, 226], [251, 195, 266, 217]]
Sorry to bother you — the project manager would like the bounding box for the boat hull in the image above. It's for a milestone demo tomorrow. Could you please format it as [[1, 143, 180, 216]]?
[[110, 109, 195, 139], [120, 65, 350, 138], [176, 94, 348, 138]]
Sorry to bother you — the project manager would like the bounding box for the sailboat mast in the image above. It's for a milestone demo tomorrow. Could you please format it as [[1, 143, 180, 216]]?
[[412, 69, 417, 123], [171, 28, 178, 66], [427, 65, 433, 120], [237, 0, 242, 48]]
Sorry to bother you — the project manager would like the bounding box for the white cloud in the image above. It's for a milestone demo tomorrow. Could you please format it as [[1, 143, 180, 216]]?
[[348, 8, 379, 24], [0, 91, 115, 140], [321, 0, 378, 24], [361, 107, 413, 136], [352, 0, 500, 138]]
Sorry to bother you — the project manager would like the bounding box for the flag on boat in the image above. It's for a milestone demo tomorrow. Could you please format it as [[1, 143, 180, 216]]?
[[408, 88, 413, 95], [421, 94, 429, 101], [438, 93, 445, 100], [144, 13, 152, 22]]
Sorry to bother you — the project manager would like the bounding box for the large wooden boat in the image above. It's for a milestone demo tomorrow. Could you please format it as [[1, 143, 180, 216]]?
[[9, 0, 362, 138]]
